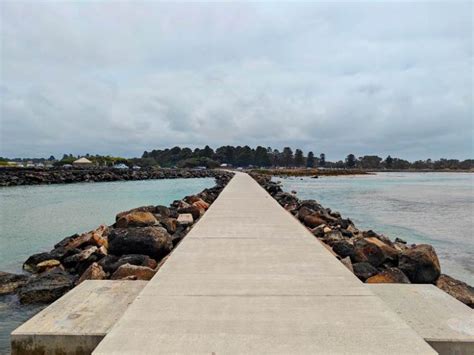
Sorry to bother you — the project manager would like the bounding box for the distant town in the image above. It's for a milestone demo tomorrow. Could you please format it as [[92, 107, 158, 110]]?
[[1, 145, 473, 171]]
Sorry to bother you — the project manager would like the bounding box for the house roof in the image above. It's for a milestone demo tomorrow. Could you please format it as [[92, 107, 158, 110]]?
[[73, 157, 93, 164]]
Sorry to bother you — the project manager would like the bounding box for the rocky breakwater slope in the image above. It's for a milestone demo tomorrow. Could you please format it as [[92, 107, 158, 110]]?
[[0, 167, 224, 186], [251, 173, 474, 308], [0, 172, 233, 304]]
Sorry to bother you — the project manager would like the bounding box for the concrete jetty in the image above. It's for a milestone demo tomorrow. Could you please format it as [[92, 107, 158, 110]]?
[[93, 172, 436, 354]]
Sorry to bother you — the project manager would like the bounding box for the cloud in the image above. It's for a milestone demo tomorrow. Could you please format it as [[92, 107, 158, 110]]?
[[0, 1, 472, 160]]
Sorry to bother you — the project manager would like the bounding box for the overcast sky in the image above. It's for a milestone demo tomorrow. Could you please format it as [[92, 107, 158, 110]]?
[[0, 1, 472, 160]]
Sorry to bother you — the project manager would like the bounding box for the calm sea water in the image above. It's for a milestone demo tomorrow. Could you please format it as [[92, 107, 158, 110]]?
[[0, 178, 214, 354], [278, 172, 474, 285]]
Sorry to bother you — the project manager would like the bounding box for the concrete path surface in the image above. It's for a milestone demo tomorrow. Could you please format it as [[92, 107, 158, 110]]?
[[94, 172, 436, 354]]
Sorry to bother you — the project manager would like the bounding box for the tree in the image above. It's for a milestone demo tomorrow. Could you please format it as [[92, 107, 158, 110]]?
[[306, 151, 315, 168], [359, 155, 382, 169], [254, 146, 271, 167], [385, 155, 393, 169], [48, 155, 56, 161], [319, 153, 326, 167], [345, 154, 356, 168], [282, 147, 293, 167], [294, 149, 304, 167]]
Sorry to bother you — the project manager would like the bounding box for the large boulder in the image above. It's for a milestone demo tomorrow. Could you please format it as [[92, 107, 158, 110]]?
[[436, 274, 474, 308], [0, 272, 30, 295], [115, 206, 157, 220], [115, 211, 158, 228], [398, 244, 441, 283], [99, 254, 158, 274], [352, 262, 379, 281], [177, 205, 202, 220], [18, 268, 75, 304], [157, 216, 177, 234], [353, 237, 398, 267], [366, 268, 410, 284], [111, 263, 156, 280], [108, 227, 173, 261], [332, 240, 356, 259]]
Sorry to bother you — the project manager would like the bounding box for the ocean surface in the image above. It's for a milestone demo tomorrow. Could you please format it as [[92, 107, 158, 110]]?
[[0, 177, 214, 354], [277, 172, 474, 285]]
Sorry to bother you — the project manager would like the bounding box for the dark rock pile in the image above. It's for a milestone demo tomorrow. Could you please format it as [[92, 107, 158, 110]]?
[[0, 172, 233, 304], [0, 167, 225, 187], [251, 173, 474, 308]]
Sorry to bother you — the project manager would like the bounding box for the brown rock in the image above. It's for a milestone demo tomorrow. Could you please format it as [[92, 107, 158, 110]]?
[[366, 268, 410, 284], [0, 272, 29, 295], [436, 274, 474, 308], [192, 199, 210, 211], [116, 211, 158, 228], [177, 205, 202, 220], [398, 244, 441, 283], [115, 206, 157, 220], [111, 263, 156, 280], [303, 214, 326, 228], [91, 225, 109, 248], [35, 259, 61, 273], [157, 217, 177, 234], [353, 237, 398, 267], [77, 262, 106, 284]]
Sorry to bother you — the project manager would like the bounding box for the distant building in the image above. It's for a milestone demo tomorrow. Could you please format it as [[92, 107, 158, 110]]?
[[72, 157, 93, 167]]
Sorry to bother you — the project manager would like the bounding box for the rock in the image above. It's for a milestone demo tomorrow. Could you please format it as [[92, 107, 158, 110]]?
[[332, 240, 356, 259], [108, 227, 173, 261], [436, 274, 474, 308], [296, 206, 314, 221], [157, 216, 177, 234], [320, 231, 344, 246], [177, 213, 194, 226], [353, 262, 379, 281], [116, 211, 158, 228], [91, 225, 109, 248], [340, 257, 354, 273], [192, 199, 210, 211], [104, 254, 158, 274], [177, 205, 201, 220], [77, 262, 106, 284], [23, 252, 57, 273], [303, 214, 326, 228], [366, 268, 410, 284], [155, 205, 171, 217], [398, 244, 441, 283], [35, 259, 61, 273], [323, 227, 332, 233], [116, 206, 157, 220], [395, 237, 407, 244], [353, 237, 398, 267], [54, 232, 93, 250], [18, 268, 75, 304], [98, 255, 120, 273], [311, 225, 326, 238], [111, 263, 156, 280], [0, 272, 29, 295]]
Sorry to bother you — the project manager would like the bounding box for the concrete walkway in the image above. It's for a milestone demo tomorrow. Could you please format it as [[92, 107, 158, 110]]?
[[94, 172, 436, 354]]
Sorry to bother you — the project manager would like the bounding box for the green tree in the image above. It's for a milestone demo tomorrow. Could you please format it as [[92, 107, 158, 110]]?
[[282, 147, 293, 167], [254, 146, 271, 167], [306, 151, 315, 168], [319, 153, 326, 167], [294, 149, 304, 167], [345, 154, 356, 168], [385, 155, 393, 169]]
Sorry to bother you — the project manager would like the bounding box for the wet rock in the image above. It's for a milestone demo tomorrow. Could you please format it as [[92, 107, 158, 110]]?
[[77, 262, 106, 284], [108, 227, 173, 261], [177, 213, 194, 226], [436, 274, 474, 308], [398, 244, 441, 283], [116, 211, 158, 228], [0, 272, 30, 295], [111, 263, 156, 280], [366, 268, 410, 284], [18, 268, 75, 304], [353, 262, 379, 281]]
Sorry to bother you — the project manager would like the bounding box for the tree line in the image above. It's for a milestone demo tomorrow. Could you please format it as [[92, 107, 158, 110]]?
[[141, 146, 473, 170]]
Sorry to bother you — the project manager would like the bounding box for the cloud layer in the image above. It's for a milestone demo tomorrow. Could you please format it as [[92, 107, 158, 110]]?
[[1, 1, 472, 160]]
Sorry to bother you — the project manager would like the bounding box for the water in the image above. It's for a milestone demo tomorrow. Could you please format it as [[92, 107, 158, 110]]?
[[277, 172, 474, 285], [0, 177, 214, 353]]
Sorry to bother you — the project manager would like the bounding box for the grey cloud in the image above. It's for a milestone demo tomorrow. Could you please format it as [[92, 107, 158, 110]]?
[[0, 1, 472, 160]]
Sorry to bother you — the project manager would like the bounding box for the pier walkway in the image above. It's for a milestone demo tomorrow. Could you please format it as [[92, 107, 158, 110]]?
[[94, 172, 435, 354]]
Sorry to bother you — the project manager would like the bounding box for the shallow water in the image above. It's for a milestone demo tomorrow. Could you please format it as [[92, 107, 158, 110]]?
[[278, 172, 474, 285], [0, 177, 214, 353]]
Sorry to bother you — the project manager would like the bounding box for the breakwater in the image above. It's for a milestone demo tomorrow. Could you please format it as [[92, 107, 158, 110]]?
[[0, 172, 233, 306], [251, 173, 474, 308], [0, 167, 224, 187]]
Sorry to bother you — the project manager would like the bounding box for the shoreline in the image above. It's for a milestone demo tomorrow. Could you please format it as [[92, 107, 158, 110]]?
[[250, 172, 474, 308], [0, 167, 225, 187]]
